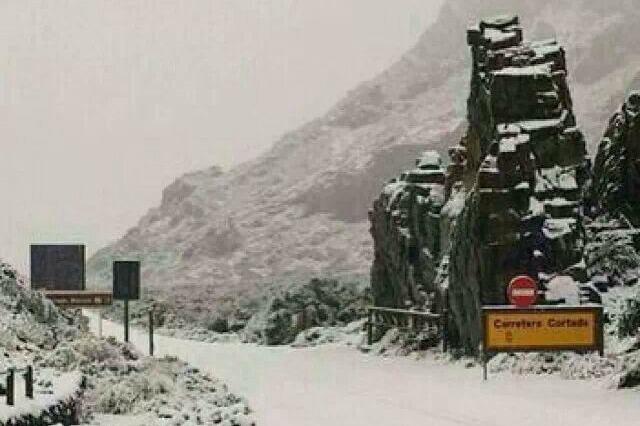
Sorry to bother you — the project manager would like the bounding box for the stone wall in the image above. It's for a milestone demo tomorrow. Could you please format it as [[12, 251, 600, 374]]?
[[370, 15, 590, 352]]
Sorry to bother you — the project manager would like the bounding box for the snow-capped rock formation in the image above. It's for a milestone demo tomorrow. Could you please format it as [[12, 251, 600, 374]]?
[[88, 0, 640, 320], [371, 15, 590, 351]]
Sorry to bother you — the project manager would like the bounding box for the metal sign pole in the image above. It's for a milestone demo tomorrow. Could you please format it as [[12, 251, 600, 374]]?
[[482, 352, 488, 381], [124, 298, 129, 343], [149, 308, 154, 356], [98, 310, 103, 339], [367, 309, 373, 346]]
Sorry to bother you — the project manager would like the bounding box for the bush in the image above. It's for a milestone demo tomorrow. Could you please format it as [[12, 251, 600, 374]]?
[[206, 316, 230, 333], [618, 297, 640, 337], [244, 278, 370, 345]]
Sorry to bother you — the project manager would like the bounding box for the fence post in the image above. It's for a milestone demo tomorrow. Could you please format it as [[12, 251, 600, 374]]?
[[6, 369, 14, 406], [149, 308, 154, 357], [367, 309, 373, 346], [24, 366, 33, 399]]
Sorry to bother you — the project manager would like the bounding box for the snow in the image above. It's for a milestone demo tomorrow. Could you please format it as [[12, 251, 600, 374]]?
[[416, 151, 442, 169], [518, 117, 564, 132], [493, 64, 551, 77], [546, 275, 581, 304], [86, 414, 153, 426], [483, 28, 517, 44], [88, 314, 640, 426]]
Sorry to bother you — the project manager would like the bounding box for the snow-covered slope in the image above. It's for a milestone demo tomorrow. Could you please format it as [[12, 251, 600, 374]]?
[[87, 0, 640, 303], [0, 261, 254, 425]]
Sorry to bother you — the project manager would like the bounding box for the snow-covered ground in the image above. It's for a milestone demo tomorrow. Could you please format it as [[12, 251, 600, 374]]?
[[88, 313, 640, 426]]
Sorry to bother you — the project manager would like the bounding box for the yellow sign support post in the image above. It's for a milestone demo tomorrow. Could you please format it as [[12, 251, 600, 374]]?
[[481, 305, 604, 380]]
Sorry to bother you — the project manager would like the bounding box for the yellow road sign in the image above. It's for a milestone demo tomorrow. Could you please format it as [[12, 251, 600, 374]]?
[[482, 306, 603, 354]]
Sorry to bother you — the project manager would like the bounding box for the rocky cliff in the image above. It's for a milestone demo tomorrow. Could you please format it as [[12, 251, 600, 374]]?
[[371, 15, 590, 352]]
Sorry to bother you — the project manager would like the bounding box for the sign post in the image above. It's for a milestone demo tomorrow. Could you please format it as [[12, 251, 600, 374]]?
[[149, 307, 154, 356], [481, 305, 604, 379], [113, 261, 140, 344], [124, 299, 129, 343], [481, 275, 604, 380], [98, 310, 103, 338]]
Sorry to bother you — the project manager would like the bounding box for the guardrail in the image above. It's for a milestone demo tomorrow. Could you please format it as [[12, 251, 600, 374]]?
[[366, 306, 448, 351], [0, 366, 34, 406]]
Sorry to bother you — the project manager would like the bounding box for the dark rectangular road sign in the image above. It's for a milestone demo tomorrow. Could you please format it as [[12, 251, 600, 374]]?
[[113, 261, 140, 300], [42, 290, 113, 308], [30, 244, 85, 291]]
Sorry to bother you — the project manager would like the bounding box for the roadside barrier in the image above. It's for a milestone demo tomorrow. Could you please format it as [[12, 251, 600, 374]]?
[[0, 365, 34, 406], [366, 306, 448, 351]]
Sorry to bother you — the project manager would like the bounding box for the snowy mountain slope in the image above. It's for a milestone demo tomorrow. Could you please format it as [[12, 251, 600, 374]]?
[[88, 0, 640, 303]]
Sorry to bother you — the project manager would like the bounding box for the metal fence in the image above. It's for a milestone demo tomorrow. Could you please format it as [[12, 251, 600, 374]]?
[[366, 306, 448, 351]]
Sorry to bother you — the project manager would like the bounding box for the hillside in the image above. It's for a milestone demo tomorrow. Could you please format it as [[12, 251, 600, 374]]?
[[87, 0, 640, 308], [0, 261, 253, 425]]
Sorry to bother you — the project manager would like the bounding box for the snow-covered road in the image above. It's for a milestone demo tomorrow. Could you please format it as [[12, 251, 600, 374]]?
[[88, 314, 640, 426]]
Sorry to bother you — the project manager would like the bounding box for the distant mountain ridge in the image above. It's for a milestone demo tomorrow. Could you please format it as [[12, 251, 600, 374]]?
[[88, 0, 640, 302]]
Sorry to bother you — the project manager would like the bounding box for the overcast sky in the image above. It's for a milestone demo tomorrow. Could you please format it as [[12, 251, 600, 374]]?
[[0, 0, 443, 273]]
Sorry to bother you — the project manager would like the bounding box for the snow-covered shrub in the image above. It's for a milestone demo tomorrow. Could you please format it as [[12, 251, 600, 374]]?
[[93, 359, 176, 414], [243, 278, 370, 345], [585, 220, 640, 289], [617, 296, 640, 337], [205, 316, 230, 333]]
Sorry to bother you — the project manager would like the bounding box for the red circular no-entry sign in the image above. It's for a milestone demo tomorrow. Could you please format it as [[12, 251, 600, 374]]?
[[507, 275, 538, 307]]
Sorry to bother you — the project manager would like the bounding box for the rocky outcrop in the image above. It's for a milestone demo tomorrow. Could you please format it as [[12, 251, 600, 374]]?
[[369, 151, 446, 311], [591, 92, 640, 227], [370, 15, 589, 352]]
